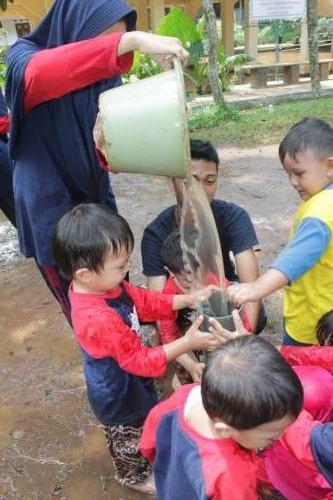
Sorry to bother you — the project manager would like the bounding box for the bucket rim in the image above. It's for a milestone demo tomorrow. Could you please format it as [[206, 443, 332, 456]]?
[[173, 58, 191, 183]]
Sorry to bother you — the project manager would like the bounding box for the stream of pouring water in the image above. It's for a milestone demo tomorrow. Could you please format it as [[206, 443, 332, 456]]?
[[179, 176, 229, 318]]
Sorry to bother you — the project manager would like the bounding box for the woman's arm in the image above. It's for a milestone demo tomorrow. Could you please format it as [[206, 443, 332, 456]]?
[[24, 32, 131, 112], [24, 31, 188, 113]]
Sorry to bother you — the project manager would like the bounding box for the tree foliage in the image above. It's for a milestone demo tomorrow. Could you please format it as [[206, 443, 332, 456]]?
[[0, 0, 14, 12]]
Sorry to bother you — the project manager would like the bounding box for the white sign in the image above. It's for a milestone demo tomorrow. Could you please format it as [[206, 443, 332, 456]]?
[[250, 0, 306, 22]]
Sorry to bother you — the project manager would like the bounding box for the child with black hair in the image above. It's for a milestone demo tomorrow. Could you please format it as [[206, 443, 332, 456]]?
[[261, 412, 333, 499], [52, 203, 219, 494], [159, 229, 252, 383], [280, 309, 333, 374], [228, 118, 333, 346], [140, 335, 303, 499], [160, 229, 204, 383], [316, 309, 333, 346]]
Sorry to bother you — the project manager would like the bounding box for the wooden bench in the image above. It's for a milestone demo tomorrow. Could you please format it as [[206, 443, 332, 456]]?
[[242, 59, 333, 89]]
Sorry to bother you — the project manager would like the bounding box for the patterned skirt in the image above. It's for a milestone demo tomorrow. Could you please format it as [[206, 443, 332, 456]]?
[[103, 418, 151, 485]]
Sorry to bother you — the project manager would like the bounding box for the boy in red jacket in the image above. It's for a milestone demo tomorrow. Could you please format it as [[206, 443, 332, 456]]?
[[141, 335, 303, 499]]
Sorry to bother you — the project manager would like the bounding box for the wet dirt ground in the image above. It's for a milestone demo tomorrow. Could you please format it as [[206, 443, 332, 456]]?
[[0, 145, 299, 499]]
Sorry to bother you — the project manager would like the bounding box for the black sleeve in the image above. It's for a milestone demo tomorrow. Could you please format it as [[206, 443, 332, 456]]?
[[141, 226, 168, 277], [225, 205, 259, 255]]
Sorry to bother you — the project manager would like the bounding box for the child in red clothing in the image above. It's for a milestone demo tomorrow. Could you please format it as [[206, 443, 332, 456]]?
[[141, 335, 303, 499], [53, 203, 219, 494], [159, 229, 252, 382], [259, 366, 333, 499], [261, 410, 333, 500]]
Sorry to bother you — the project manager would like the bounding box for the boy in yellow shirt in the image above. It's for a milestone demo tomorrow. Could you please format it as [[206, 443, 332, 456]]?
[[228, 118, 333, 345]]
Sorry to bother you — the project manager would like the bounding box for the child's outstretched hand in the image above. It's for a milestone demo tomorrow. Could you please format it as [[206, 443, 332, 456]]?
[[188, 362, 205, 383], [184, 315, 221, 352], [208, 310, 250, 344], [175, 285, 219, 310], [226, 282, 259, 306]]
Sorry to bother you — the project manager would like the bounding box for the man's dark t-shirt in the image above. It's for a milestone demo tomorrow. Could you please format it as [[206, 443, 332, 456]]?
[[141, 200, 258, 282]]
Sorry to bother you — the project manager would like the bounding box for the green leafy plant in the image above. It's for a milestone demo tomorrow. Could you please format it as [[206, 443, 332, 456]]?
[[157, 8, 204, 66], [0, 63, 6, 85], [156, 7, 201, 45], [126, 8, 251, 95], [123, 51, 161, 83], [185, 46, 252, 94], [0, 36, 8, 85]]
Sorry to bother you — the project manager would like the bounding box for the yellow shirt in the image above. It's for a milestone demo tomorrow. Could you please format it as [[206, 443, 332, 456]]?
[[284, 189, 333, 344]]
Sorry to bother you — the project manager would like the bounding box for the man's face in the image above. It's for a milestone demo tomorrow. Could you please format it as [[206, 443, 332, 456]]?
[[191, 159, 218, 202]]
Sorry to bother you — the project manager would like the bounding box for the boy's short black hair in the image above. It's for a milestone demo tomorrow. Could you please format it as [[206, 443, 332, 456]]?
[[161, 230, 184, 274], [201, 335, 303, 430], [53, 203, 134, 280], [161, 228, 200, 276], [190, 139, 220, 168], [279, 117, 333, 164], [316, 310, 333, 346]]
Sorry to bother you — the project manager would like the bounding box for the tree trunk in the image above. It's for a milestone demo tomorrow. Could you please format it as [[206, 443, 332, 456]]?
[[307, 0, 321, 95], [202, 0, 226, 107]]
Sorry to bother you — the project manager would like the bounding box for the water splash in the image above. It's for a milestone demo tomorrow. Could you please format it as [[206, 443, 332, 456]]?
[[179, 178, 229, 317]]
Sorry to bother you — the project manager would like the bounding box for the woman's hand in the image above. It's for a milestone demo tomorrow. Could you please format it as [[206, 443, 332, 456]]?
[[118, 32, 189, 65]]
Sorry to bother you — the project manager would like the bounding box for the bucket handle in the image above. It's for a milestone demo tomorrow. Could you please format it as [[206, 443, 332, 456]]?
[[172, 56, 183, 76]]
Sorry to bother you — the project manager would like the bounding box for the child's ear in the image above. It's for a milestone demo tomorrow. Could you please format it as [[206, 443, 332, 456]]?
[[212, 420, 232, 438], [326, 157, 333, 177], [75, 268, 94, 284]]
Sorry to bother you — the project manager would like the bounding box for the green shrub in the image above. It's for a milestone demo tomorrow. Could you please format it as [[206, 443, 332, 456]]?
[[188, 104, 240, 130]]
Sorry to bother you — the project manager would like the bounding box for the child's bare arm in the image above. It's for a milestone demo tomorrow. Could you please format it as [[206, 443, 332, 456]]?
[[227, 268, 288, 306], [176, 353, 204, 382], [172, 285, 218, 310]]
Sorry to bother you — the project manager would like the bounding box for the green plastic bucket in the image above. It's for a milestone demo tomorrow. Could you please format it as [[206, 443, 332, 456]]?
[[98, 59, 191, 178]]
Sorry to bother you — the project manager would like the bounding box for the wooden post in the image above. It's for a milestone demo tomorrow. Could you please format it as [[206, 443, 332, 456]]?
[[135, 0, 149, 31], [221, 0, 235, 56], [244, 0, 258, 60], [150, 0, 165, 32], [283, 65, 300, 85], [300, 17, 309, 62]]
